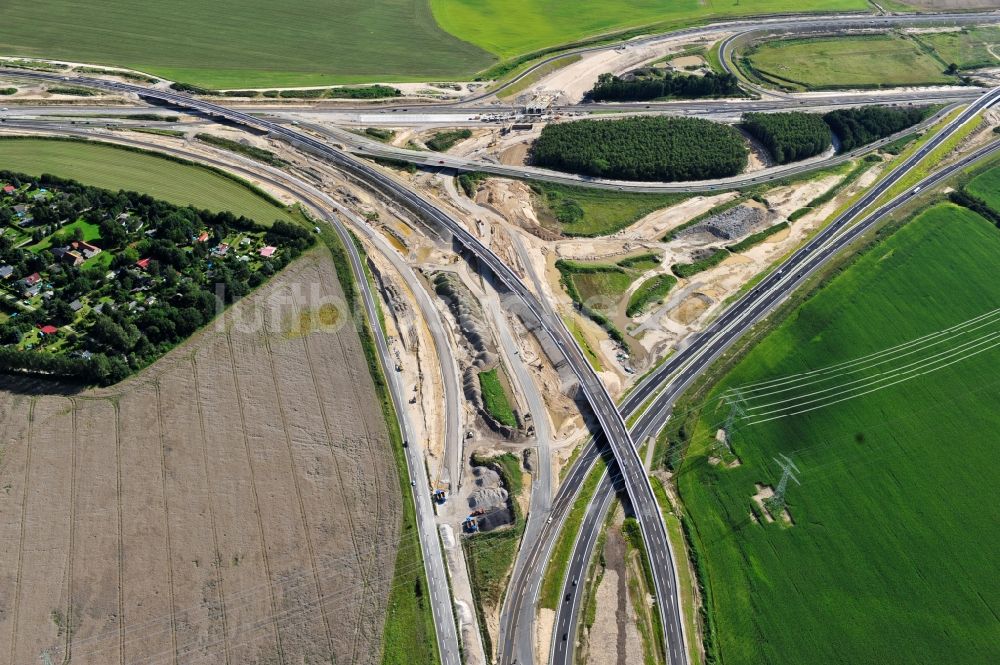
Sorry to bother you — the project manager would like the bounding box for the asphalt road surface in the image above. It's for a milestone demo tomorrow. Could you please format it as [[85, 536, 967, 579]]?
[[524, 89, 1000, 665], [3, 13, 999, 660]]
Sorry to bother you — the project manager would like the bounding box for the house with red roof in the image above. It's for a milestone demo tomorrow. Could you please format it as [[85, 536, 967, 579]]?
[[2, 185, 15, 195], [196, 231, 210, 243], [23, 272, 41, 287], [136, 258, 151, 270], [37, 324, 58, 335], [259, 246, 277, 258]]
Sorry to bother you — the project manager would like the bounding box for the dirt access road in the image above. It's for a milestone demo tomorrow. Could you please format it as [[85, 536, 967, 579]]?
[[0, 250, 399, 665]]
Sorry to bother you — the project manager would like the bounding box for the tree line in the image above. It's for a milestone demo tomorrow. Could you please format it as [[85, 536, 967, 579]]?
[[743, 105, 931, 165], [822, 105, 930, 152], [587, 71, 741, 102], [530, 116, 748, 182]]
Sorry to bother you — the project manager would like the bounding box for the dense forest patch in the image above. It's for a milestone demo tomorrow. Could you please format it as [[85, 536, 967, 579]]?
[[741, 112, 832, 165], [530, 116, 748, 182]]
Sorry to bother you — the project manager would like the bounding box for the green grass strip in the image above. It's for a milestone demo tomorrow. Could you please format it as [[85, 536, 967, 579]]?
[[726, 222, 789, 253], [539, 457, 606, 609], [479, 368, 517, 427], [627, 274, 678, 317]]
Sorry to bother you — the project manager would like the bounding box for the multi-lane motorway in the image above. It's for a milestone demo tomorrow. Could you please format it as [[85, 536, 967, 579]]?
[[508, 86, 1000, 665], [3, 9, 1000, 664]]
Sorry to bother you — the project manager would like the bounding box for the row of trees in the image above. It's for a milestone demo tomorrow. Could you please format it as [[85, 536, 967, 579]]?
[[587, 71, 741, 102], [742, 112, 832, 164], [530, 116, 748, 182], [823, 105, 930, 152]]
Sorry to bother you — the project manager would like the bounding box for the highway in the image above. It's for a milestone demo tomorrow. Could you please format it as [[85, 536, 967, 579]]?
[[300, 102, 964, 193], [0, 122, 469, 665], [2, 96, 976, 196], [2, 11, 999, 662], [0, 66, 697, 665], [0, 87, 980, 120], [512, 87, 1000, 665]]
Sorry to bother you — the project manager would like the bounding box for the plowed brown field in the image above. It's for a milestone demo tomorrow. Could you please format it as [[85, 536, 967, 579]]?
[[0, 250, 400, 665]]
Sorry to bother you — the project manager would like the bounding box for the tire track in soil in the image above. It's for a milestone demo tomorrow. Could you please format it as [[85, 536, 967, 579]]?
[[326, 325, 393, 663], [61, 399, 79, 665], [154, 381, 181, 665], [6, 397, 33, 665], [113, 400, 126, 665], [225, 329, 286, 664], [190, 357, 233, 665], [260, 315, 336, 658], [299, 319, 375, 660]]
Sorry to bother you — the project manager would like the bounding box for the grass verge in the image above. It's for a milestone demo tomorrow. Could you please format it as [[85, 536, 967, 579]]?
[[318, 225, 439, 665], [539, 457, 607, 609]]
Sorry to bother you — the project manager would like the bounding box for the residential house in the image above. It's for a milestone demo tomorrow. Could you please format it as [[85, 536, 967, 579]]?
[[69, 299, 83, 312], [0, 265, 13, 279], [71, 240, 102, 259], [37, 324, 58, 335], [136, 258, 151, 270], [61, 250, 84, 267], [22, 272, 41, 287], [260, 246, 277, 258], [212, 243, 230, 257], [196, 231, 210, 243], [2, 185, 14, 195]]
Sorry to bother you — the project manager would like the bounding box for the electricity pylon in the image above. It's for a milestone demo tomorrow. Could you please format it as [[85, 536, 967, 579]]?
[[714, 389, 746, 457], [766, 454, 801, 514]]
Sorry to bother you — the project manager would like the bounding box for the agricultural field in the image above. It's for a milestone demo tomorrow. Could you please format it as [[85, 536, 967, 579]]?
[[0, 251, 402, 665], [430, 0, 870, 59], [0, 138, 298, 225], [677, 203, 1000, 664], [965, 163, 1000, 211], [745, 34, 955, 90], [0, 0, 494, 88]]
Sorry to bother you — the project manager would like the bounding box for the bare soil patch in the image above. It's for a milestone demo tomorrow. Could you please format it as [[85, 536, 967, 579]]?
[[0, 250, 399, 665]]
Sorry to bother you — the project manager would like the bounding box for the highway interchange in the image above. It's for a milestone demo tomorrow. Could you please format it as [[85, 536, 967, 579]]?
[[3, 8, 1000, 665]]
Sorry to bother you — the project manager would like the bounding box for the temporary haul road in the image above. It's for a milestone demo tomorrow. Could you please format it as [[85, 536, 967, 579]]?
[[507, 87, 1000, 665], [2, 9, 999, 664]]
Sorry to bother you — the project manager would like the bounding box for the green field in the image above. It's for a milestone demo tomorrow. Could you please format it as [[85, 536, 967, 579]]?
[[464, 452, 525, 655], [678, 203, 1000, 664], [966, 164, 1000, 212], [747, 34, 954, 90], [0, 138, 296, 225], [913, 25, 1000, 71], [0, 0, 494, 88], [431, 0, 869, 59], [531, 182, 685, 237], [557, 253, 664, 316]]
